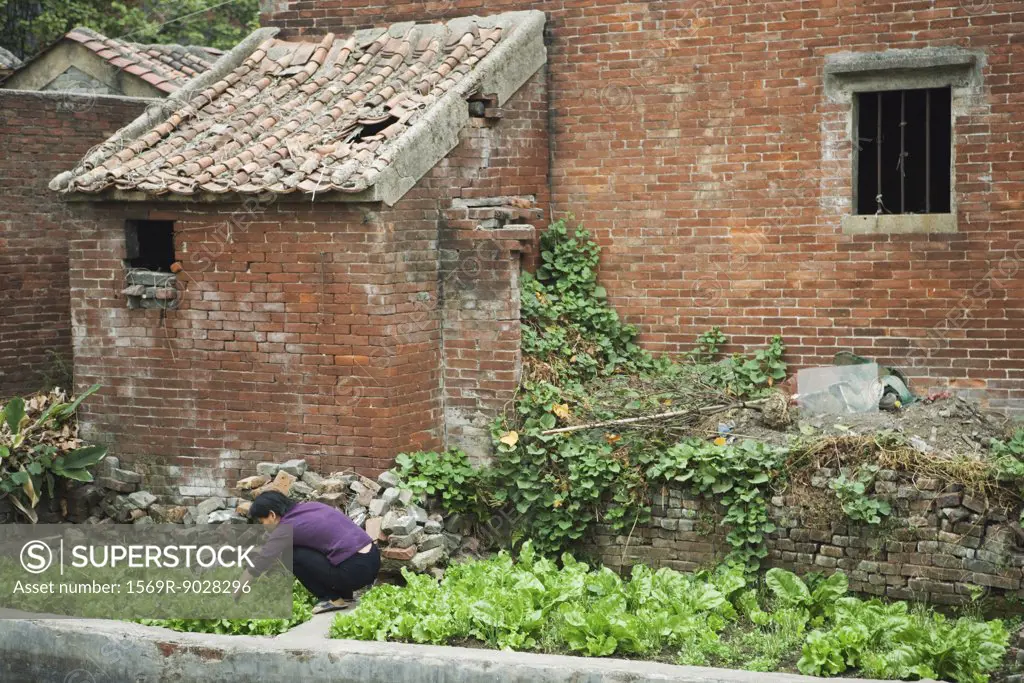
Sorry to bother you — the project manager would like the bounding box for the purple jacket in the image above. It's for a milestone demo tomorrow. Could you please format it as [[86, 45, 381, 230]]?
[[250, 502, 372, 575]]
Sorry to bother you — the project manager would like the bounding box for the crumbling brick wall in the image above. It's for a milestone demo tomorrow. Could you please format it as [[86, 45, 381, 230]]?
[[436, 75, 549, 460], [66, 72, 548, 499], [264, 1, 1024, 412], [588, 470, 1024, 610], [0, 90, 148, 397]]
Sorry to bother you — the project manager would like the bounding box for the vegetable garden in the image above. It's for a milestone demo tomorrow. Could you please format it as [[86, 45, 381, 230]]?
[[331, 546, 1009, 683]]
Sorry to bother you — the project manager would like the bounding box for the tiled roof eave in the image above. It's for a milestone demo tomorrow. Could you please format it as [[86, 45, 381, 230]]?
[[58, 186, 386, 204], [367, 10, 548, 206]]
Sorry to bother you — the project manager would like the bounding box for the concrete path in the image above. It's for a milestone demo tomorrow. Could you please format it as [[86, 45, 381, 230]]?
[[272, 611, 334, 644]]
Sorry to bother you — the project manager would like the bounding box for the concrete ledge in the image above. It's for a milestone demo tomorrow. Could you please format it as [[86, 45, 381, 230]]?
[[822, 47, 984, 102], [841, 213, 957, 235], [0, 616, 892, 683]]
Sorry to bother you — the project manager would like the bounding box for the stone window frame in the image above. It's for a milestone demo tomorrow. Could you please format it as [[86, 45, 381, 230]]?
[[824, 48, 985, 235]]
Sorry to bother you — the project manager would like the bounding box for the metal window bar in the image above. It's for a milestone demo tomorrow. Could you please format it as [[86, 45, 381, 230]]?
[[866, 89, 942, 215], [900, 90, 906, 214], [876, 93, 882, 214], [925, 89, 931, 213]]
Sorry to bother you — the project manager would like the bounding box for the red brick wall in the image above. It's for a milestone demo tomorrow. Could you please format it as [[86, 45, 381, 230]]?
[[70, 199, 440, 498], [0, 91, 148, 397], [67, 72, 548, 499], [264, 1, 1024, 411]]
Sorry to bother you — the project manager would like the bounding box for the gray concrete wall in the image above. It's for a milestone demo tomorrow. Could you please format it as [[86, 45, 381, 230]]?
[[0, 616, 890, 683]]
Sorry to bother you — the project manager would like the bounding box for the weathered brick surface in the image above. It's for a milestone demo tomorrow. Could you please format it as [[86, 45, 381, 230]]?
[[264, 1, 1024, 410], [589, 471, 1024, 609], [66, 74, 548, 500], [0, 91, 148, 396]]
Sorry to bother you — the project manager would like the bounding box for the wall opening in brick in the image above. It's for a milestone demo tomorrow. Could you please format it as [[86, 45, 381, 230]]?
[[125, 219, 175, 271], [854, 87, 952, 215]]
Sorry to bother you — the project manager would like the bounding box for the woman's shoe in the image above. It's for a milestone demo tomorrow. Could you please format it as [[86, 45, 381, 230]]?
[[312, 598, 356, 614]]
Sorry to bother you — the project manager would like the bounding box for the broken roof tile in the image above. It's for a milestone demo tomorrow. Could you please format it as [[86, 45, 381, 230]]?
[[51, 12, 546, 206]]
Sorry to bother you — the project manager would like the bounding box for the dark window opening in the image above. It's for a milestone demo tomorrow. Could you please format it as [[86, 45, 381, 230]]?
[[125, 220, 175, 271], [855, 87, 951, 215]]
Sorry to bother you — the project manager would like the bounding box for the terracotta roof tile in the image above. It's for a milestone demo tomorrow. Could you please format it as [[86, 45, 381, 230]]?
[[53, 12, 546, 205], [63, 27, 216, 92]]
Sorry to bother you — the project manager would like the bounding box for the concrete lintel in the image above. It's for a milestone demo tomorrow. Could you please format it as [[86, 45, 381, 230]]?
[[825, 47, 977, 76], [823, 47, 984, 103], [0, 617, 896, 683], [841, 213, 957, 235]]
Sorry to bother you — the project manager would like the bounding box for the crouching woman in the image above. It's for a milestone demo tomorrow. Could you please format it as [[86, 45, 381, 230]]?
[[240, 491, 380, 614]]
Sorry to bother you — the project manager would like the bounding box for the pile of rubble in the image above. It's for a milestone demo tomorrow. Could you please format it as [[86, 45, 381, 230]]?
[[233, 459, 470, 574], [726, 390, 1011, 457], [72, 457, 471, 575]]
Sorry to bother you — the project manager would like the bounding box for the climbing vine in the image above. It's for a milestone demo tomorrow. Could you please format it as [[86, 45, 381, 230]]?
[[483, 218, 790, 559], [399, 218, 792, 561], [520, 218, 653, 384], [647, 439, 786, 568]]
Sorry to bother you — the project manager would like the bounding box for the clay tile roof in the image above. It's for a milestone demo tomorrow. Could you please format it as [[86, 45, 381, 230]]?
[[50, 11, 546, 206], [0, 46, 21, 71], [64, 26, 216, 93]]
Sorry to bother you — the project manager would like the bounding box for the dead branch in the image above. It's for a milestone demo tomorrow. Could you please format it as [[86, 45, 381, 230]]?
[[541, 397, 771, 435]]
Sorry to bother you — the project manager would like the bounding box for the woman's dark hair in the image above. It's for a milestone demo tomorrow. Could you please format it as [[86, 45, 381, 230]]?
[[248, 491, 297, 520]]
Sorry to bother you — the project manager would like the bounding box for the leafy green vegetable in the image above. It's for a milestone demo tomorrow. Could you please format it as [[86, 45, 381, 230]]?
[[139, 581, 316, 636], [329, 547, 1007, 682], [796, 597, 1008, 683]]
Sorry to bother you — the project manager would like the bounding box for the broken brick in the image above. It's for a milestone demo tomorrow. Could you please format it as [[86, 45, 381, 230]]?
[[381, 546, 416, 561]]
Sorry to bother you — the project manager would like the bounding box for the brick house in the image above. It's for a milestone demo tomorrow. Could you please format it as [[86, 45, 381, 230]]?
[[257, 0, 1024, 413], [1, 27, 220, 97], [50, 13, 548, 499]]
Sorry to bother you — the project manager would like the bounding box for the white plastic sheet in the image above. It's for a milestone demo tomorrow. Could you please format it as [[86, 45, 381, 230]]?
[[796, 363, 882, 416]]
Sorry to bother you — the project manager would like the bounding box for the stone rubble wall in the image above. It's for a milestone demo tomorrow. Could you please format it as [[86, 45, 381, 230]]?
[[589, 468, 1024, 610]]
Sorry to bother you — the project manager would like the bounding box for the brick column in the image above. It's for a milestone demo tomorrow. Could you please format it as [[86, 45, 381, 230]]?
[[440, 197, 539, 461]]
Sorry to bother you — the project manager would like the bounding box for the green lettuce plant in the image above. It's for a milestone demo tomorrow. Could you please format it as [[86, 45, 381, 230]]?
[[328, 549, 1007, 682]]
